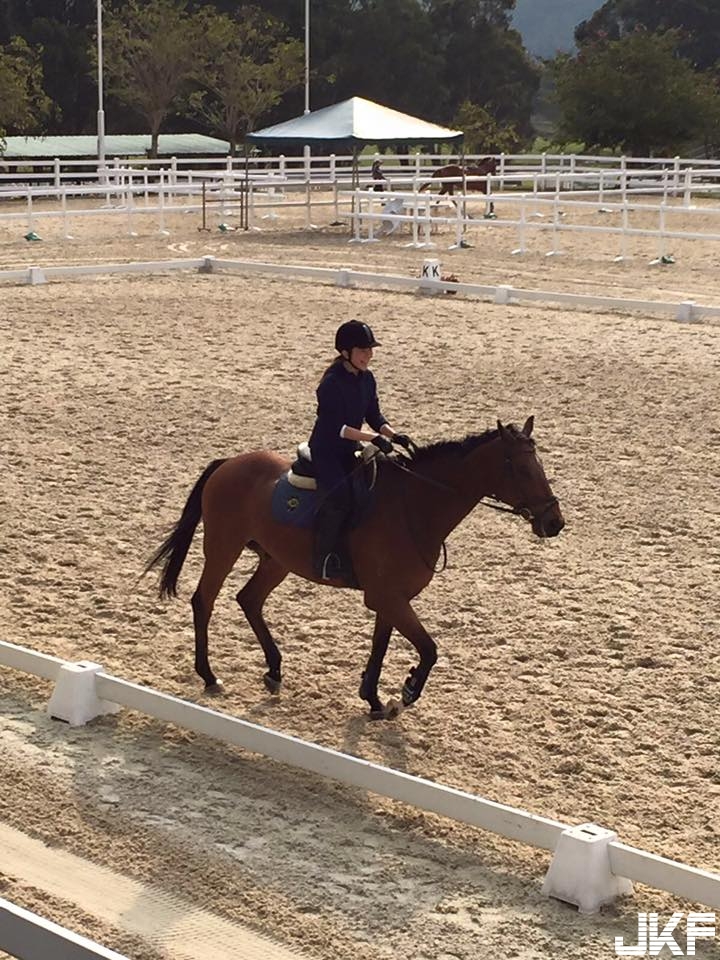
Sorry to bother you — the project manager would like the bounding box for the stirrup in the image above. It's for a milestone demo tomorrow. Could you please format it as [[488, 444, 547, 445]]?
[[321, 552, 343, 580]]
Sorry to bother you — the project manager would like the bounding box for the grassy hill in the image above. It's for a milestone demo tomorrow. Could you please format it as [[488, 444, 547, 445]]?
[[512, 0, 603, 58]]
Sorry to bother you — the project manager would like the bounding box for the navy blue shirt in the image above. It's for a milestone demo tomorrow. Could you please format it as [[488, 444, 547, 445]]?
[[309, 361, 387, 466]]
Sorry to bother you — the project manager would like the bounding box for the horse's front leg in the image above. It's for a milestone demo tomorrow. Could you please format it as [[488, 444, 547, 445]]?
[[373, 600, 438, 718], [358, 613, 393, 719]]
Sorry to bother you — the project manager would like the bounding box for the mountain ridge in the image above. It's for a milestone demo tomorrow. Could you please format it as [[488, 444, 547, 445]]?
[[512, 0, 604, 58]]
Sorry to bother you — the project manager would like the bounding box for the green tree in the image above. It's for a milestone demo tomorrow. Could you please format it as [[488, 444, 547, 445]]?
[[101, 0, 201, 157], [0, 36, 53, 143], [0, 0, 95, 134], [338, 0, 445, 119], [189, 7, 303, 154], [427, 0, 540, 135], [576, 0, 720, 71], [452, 99, 521, 152], [551, 29, 720, 155]]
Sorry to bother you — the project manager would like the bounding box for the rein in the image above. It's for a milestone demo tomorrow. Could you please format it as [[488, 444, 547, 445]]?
[[385, 455, 559, 569]]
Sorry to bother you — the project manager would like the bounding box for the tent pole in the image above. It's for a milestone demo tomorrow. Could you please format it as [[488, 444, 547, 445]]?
[[351, 146, 359, 227], [459, 136, 468, 240]]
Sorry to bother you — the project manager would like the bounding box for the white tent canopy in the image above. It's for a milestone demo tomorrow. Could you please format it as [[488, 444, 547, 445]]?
[[246, 97, 462, 146]]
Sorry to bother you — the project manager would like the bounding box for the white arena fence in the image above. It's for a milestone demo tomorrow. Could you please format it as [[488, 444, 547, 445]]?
[[1, 151, 719, 242], [0, 897, 130, 960], [2, 150, 720, 192], [341, 185, 720, 261], [1, 255, 719, 326], [2, 637, 720, 924]]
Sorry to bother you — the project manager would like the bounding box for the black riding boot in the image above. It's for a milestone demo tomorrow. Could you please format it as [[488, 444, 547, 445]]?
[[313, 500, 350, 581]]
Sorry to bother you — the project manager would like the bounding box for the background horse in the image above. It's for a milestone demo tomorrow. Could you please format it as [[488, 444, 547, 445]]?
[[146, 418, 563, 719], [419, 157, 498, 195], [419, 156, 498, 213]]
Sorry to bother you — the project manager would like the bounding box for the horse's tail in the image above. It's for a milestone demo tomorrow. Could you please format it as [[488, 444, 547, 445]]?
[[145, 458, 227, 599], [418, 179, 431, 192]]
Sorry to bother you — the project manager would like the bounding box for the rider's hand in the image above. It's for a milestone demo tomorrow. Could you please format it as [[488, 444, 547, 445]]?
[[371, 435, 394, 455], [391, 433, 414, 451]]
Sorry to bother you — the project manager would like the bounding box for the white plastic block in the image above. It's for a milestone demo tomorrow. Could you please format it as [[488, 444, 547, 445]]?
[[420, 258, 440, 281], [494, 284, 514, 304], [419, 258, 441, 296], [47, 661, 121, 727], [676, 300, 696, 323], [542, 822, 633, 914], [27, 267, 46, 285], [198, 255, 215, 274]]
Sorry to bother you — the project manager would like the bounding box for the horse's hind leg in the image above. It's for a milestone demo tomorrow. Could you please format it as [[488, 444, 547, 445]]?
[[191, 545, 243, 693], [359, 614, 392, 719], [236, 554, 288, 694]]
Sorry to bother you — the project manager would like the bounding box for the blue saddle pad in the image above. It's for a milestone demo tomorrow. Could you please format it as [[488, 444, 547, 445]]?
[[271, 474, 317, 528]]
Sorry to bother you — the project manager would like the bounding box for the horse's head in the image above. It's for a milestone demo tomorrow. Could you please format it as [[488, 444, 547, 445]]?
[[480, 156, 498, 174], [493, 417, 564, 538]]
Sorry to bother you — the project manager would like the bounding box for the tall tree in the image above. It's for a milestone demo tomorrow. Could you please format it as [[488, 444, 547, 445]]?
[[452, 99, 521, 152], [428, 0, 540, 134], [576, 0, 720, 71], [190, 6, 303, 153], [101, 0, 201, 157], [551, 29, 720, 155], [337, 0, 445, 119], [0, 0, 95, 133], [0, 36, 53, 143]]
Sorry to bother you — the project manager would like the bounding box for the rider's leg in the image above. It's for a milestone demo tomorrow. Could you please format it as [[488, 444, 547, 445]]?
[[313, 468, 352, 580]]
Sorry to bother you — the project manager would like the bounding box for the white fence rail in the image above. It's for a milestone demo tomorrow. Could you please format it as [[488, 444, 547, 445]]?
[[0, 897, 129, 960], [2, 638, 720, 915], [1, 255, 719, 325]]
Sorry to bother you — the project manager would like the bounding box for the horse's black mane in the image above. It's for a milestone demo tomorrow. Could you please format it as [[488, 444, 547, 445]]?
[[409, 427, 500, 465]]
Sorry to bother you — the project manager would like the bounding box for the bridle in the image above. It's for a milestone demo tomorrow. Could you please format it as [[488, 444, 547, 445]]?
[[386, 447, 559, 571], [481, 493, 559, 524]]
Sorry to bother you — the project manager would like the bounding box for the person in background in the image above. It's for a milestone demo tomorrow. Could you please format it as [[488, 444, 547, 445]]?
[[371, 159, 389, 191]]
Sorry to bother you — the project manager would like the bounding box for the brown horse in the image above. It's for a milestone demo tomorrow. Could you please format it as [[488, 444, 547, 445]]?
[[419, 157, 498, 196], [146, 417, 564, 719]]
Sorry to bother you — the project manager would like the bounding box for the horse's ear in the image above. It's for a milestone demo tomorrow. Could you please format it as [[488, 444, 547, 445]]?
[[497, 419, 510, 441], [522, 415, 534, 438]]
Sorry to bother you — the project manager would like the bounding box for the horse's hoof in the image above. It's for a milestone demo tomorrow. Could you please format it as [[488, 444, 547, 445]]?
[[384, 698, 404, 720], [368, 706, 386, 721], [264, 672, 282, 695], [204, 679, 224, 696]]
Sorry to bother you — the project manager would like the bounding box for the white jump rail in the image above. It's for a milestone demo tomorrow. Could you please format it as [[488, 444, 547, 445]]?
[[2, 638, 720, 915], [0, 897, 129, 960]]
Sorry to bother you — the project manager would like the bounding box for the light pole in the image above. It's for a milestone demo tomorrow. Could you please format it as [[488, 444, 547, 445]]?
[[304, 0, 310, 114], [97, 0, 106, 180]]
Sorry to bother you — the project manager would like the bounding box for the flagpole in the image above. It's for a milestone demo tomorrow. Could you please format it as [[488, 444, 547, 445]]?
[[304, 0, 310, 114], [96, 0, 106, 182]]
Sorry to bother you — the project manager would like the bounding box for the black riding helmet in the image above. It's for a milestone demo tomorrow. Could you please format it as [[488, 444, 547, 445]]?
[[335, 320, 381, 353]]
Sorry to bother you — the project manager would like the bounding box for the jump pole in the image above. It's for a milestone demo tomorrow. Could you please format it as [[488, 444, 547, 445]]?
[[158, 170, 169, 236], [125, 181, 137, 237], [614, 201, 629, 262], [512, 197, 528, 255], [61, 188, 74, 240]]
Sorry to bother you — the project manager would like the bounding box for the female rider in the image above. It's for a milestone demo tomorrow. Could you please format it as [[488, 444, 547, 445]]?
[[308, 320, 413, 581]]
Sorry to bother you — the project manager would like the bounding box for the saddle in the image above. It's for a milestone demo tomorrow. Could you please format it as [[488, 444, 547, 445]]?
[[288, 442, 318, 489], [287, 442, 378, 490], [272, 443, 379, 530]]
